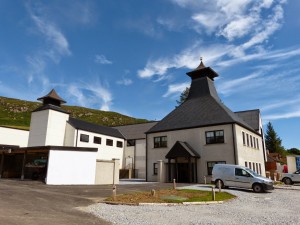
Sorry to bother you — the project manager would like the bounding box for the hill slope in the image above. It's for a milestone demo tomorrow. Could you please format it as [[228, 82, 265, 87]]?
[[0, 96, 148, 130]]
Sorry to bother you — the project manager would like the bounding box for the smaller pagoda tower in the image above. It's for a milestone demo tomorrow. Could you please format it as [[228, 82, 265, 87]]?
[[28, 89, 69, 147]]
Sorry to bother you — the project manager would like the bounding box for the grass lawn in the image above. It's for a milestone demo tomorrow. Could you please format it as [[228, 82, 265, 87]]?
[[105, 189, 235, 204]]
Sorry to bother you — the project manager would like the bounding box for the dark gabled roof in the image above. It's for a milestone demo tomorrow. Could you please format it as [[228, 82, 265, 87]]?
[[114, 122, 158, 140], [235, 109, 260, 132], [165, 141, 200, 159], [68, 117, 124, 139], [147, 77, 256, 134], [32, 104, 69, 114]]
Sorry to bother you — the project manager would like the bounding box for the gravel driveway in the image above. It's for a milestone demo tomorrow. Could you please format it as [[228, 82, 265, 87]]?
[[85, 185, 300, 225]]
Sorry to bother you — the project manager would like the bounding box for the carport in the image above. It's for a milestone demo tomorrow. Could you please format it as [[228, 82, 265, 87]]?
[[0, 146, 98, 185], [0, 146, 49, 180]]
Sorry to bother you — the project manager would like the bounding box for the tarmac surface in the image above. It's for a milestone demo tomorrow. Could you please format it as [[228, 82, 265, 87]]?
[[0, 179, 186, 225]]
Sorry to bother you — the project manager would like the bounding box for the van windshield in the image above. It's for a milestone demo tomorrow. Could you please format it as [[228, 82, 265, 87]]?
[[245, 168, 261, 177]]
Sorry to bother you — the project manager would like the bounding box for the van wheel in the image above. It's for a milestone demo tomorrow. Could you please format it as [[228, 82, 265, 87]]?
[[253, 183, 263, 193], [283, 178, 293, 185], [215, 179, 224, 189]]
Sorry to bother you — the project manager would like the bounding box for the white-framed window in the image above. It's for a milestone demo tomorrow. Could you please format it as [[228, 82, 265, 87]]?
[[205, 130, 224, 144]]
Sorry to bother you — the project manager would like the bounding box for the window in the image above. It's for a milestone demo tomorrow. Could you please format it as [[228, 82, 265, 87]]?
[[80, 134, 89, 143], [154, 136, 167, 148], [259, 163, 262, 175], [153, 163, 158, 175], [253, 137, 256, 149], [106, 139, 113, 146], [93, 136, 101, 144], [235, 168, 250, 177], [252, 162, 255, 171], [117, 141, 123, 148], [127, 140, 135, 147], [205, 130, 224, 144], [250, 135, 253, 148], [256, 138, 259, 149], [249, 162, 252, 169], [242, 132, 246, 145], [256, 163, 259, 174], [245, 161, 248, 167], [207, 161, 226, 175], [246, 134, 249, 146]]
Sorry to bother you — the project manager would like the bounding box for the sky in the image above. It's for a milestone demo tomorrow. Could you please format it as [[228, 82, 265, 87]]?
[[0, 0, 300, 149]]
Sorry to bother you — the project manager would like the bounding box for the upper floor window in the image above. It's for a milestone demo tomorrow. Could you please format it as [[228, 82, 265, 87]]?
[[154, 136, 167, 148], [117, 141, 123, 148], [93, 136, 101, 144], [106, 139, 113, 146], [205, 130, 224, 144], [242, 131, 246, 145], [80, 134, 89, 143], [127, 140, 136, 147]]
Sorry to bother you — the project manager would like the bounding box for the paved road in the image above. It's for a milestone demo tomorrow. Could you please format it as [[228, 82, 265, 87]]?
[[0, 179, 185, 225]]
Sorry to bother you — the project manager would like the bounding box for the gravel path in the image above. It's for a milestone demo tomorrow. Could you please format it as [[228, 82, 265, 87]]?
[[85, 186, 300, 225]]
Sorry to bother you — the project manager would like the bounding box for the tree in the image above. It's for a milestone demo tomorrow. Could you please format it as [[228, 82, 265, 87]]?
[[265, 122, 285, 154], [286, 148, 300, 155], [176, 87, 190, 106]]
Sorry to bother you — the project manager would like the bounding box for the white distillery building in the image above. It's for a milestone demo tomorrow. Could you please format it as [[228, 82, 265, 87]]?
[[146, 60, 267, 183], [0, 89, 124, 185]]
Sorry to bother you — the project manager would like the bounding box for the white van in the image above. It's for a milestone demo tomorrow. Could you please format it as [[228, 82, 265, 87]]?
[[211, 164, 274, 193]]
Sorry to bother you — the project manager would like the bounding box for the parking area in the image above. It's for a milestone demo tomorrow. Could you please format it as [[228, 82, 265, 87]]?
[[0, 179, 185, 225], [0, 179, 299, 225]]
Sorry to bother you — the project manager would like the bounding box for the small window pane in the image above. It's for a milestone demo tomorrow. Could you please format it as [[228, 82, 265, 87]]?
[[80, 134, 89, 143], [117, 141, 123, 148], [153, 163, 158, 175], [127, 140, 135, 146], [106, 139, 113, 146], [93, 136, 101, 144]]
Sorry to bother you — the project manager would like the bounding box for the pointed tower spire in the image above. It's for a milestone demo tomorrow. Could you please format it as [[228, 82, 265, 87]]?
[[186, 57, 219, 81], [37, 89, 66, 107]]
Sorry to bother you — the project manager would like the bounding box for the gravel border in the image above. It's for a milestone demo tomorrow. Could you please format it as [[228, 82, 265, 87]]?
[[84, 185, 300, 225]]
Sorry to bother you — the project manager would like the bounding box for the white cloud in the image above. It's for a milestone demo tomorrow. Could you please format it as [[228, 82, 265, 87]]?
[[163, 82, 190, 97], [138, 43, 233, 79], [117, 78, 133, 86], [29, 12, 71, 58], [217, 72, 262, 96], [264, 109, 300, 120], [67, 81, 113, 111], [95, 55, 113, 65]]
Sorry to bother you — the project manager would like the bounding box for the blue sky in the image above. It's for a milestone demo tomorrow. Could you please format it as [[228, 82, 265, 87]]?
[[0, 0, 300, 149]]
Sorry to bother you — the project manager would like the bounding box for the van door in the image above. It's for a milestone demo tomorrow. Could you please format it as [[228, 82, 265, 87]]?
[[232, 168, 252, 189]]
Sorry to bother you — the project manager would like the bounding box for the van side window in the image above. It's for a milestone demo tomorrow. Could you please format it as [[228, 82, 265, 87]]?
[[235, 168, 249, 177]]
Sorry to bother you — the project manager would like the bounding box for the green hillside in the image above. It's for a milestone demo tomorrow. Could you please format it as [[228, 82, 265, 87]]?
[[0, 96, 148, 130]]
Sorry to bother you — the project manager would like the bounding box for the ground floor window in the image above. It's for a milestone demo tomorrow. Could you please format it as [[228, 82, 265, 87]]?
[[207, 161, 226, 175], [153, 163, 158, 175]]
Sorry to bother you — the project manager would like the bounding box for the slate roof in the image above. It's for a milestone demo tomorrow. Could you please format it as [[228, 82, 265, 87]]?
[[68, 117, 124, 139], [32, 104, 69, 114], [147, 63, 257, 134], [114, 122, 158, 140], [37, 89, 66, 104], [235, 109, 260, 132], [165, 141, 200, 159]]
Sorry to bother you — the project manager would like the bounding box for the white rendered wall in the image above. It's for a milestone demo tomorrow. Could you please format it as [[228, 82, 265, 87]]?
[[75, 130, 124, 169], [28, 109, 69, 147], [146, 124, 236, 182], [64, 123, 76, 146], [46, 149, 97, 185], [147, 124, 267, 182], [0, 127, 29, 147], [135, 139, 146, 179], [235, 124, 266, 176]]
